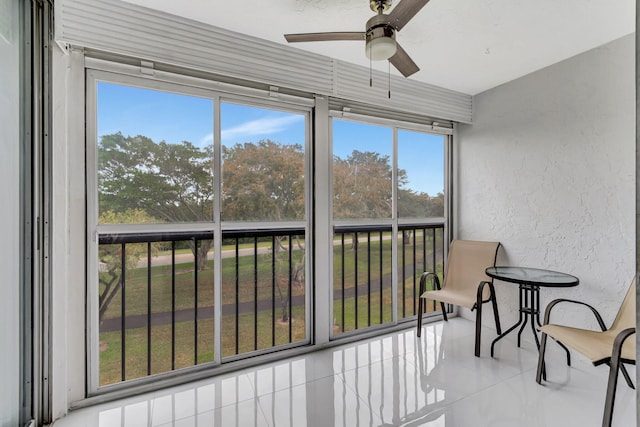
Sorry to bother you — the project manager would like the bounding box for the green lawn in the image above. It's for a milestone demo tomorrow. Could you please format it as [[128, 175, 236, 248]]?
[[100, 304, 307, 386]]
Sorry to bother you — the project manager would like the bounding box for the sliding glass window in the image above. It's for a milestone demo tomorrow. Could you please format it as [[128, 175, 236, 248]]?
[[396, 129, 446, 320], [331, 118, 447, 336], [87, 71, 311, 390], [219, 101, 309, 357]]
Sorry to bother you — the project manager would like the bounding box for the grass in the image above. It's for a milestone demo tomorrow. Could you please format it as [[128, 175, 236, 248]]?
[[100, 305, 306, 386]]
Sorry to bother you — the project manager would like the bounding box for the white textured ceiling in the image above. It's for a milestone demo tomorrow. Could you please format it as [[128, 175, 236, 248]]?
[[123, 0, 634, 95]]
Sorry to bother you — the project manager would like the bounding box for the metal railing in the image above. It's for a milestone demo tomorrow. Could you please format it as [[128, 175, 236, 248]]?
[[332, 223, 445, 336], [333, 225, 393, 334], [398, 224, 446, 320], [96, 223, 444, 385], [97, 228, 306, 387], [221, 229, 307, 358]]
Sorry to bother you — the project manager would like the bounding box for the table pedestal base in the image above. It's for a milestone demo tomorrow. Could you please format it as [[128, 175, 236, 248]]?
[[491, 283, 541, 357]]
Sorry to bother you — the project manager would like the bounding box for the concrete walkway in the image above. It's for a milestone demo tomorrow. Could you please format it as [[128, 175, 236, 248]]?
[[99, 264, 435, 332]]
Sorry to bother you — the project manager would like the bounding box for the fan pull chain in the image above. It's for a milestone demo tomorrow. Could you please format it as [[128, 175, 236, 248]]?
[[369, 45, 373, 87], [388, 60, 391, 98]]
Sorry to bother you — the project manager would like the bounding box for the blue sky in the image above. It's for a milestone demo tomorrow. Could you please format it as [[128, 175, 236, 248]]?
[[97, 82, 443, 195], [333, 120, 444, 195], [97, 83, 214, 146]]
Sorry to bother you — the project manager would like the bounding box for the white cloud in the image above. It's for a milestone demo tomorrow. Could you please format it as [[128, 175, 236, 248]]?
[[221, 115, 303, 142], [196, 115, 303, 147], [199, 133, 214, 147]]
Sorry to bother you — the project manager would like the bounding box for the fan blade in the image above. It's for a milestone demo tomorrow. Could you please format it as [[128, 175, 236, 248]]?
[[389, 43, 419, 77], [284, 32, 365, 43], [388, 0, 430, 31]]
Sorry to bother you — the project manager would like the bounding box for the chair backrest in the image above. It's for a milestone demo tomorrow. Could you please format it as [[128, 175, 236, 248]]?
[[609, 277, 636, 334], [443, 240, 500, 300]]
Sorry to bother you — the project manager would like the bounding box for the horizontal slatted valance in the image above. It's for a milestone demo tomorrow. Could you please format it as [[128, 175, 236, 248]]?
[[57, 0, 473, 123]]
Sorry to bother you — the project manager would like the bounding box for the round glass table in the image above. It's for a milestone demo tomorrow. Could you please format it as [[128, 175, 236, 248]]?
[[486, 266, 579, 357]]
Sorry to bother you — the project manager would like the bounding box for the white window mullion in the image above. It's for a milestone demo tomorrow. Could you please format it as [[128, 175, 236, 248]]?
[[313, 95, 332, 344], [391, 128, 399, 325], [303, 109, 313, 345], [213, 95, 223, 365], [85, 68, 101, 394]]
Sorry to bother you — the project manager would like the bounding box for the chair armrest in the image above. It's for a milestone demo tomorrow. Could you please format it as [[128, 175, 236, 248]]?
[[419, 272, 442, 296], [613, 328, 636, 349], [612, 328, 636, 361], [477, 280, 493, 303], [542, 298, 607, 331]]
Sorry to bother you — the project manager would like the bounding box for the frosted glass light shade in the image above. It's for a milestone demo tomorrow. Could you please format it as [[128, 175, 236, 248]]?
[[365, 36, 397, 60]]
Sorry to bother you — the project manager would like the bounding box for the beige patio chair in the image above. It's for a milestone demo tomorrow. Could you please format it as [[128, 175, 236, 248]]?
[[416, 240, 501, 357], [536, 278, 636, 427]]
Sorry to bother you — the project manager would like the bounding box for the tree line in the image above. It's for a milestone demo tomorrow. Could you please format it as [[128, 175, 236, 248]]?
[[97, 132, 443, 323]]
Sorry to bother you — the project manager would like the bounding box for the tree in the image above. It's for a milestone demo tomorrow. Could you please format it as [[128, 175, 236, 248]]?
[[333, 149, 445, 250], [98, 132, 214, 270], [398, 189, 444, 218], [333, 148, 443, 221], [221, 140, 305, 221], [333, 150, 394, 219]]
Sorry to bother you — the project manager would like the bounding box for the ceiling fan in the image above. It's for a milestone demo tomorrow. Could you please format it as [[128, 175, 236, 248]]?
[[284, 0, 430, 78]]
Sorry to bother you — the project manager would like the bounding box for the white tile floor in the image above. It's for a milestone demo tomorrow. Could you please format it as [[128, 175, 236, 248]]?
[[53, 318, 636, 427]]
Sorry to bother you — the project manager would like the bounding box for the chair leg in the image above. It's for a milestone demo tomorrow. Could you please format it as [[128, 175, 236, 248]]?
[[602, 328, 635, 427], [557, 341, 572, 366], [417, 273, 427, 337], [619, 364, 635, 390], [474, 301, 482, 357], [416, 296, 424, 337], [474, 281, 494, 357], [440, 301, 448, 322], [603, 358, 621, 427], [488, 282, 502, 335], [536, 332, 548, 384]]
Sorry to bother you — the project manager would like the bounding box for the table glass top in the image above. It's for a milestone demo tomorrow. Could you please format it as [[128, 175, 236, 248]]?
[[485, 266, 579, 287]]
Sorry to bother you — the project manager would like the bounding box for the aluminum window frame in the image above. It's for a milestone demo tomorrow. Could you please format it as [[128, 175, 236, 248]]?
[[328, 114, 451, 339], [85, 65, 313, 394]]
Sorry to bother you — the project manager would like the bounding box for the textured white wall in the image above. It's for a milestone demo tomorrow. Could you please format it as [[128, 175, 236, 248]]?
[[456, 34, 635, 338], [0, 0, 21, 424]]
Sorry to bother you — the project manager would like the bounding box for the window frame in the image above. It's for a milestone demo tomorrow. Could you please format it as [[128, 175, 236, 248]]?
[[85, 67, 313, 393], [328, 113, 451, 338]]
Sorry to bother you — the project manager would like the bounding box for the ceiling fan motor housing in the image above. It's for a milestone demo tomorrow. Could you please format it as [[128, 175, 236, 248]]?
[[365, 14, 397, 60], [366, 13, 397, 33], [365, 24, 396, 46]]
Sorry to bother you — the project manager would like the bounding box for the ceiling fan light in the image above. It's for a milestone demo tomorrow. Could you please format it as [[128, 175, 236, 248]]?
[[365, 23, 397, 61], [366, 35, 397, 61]]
